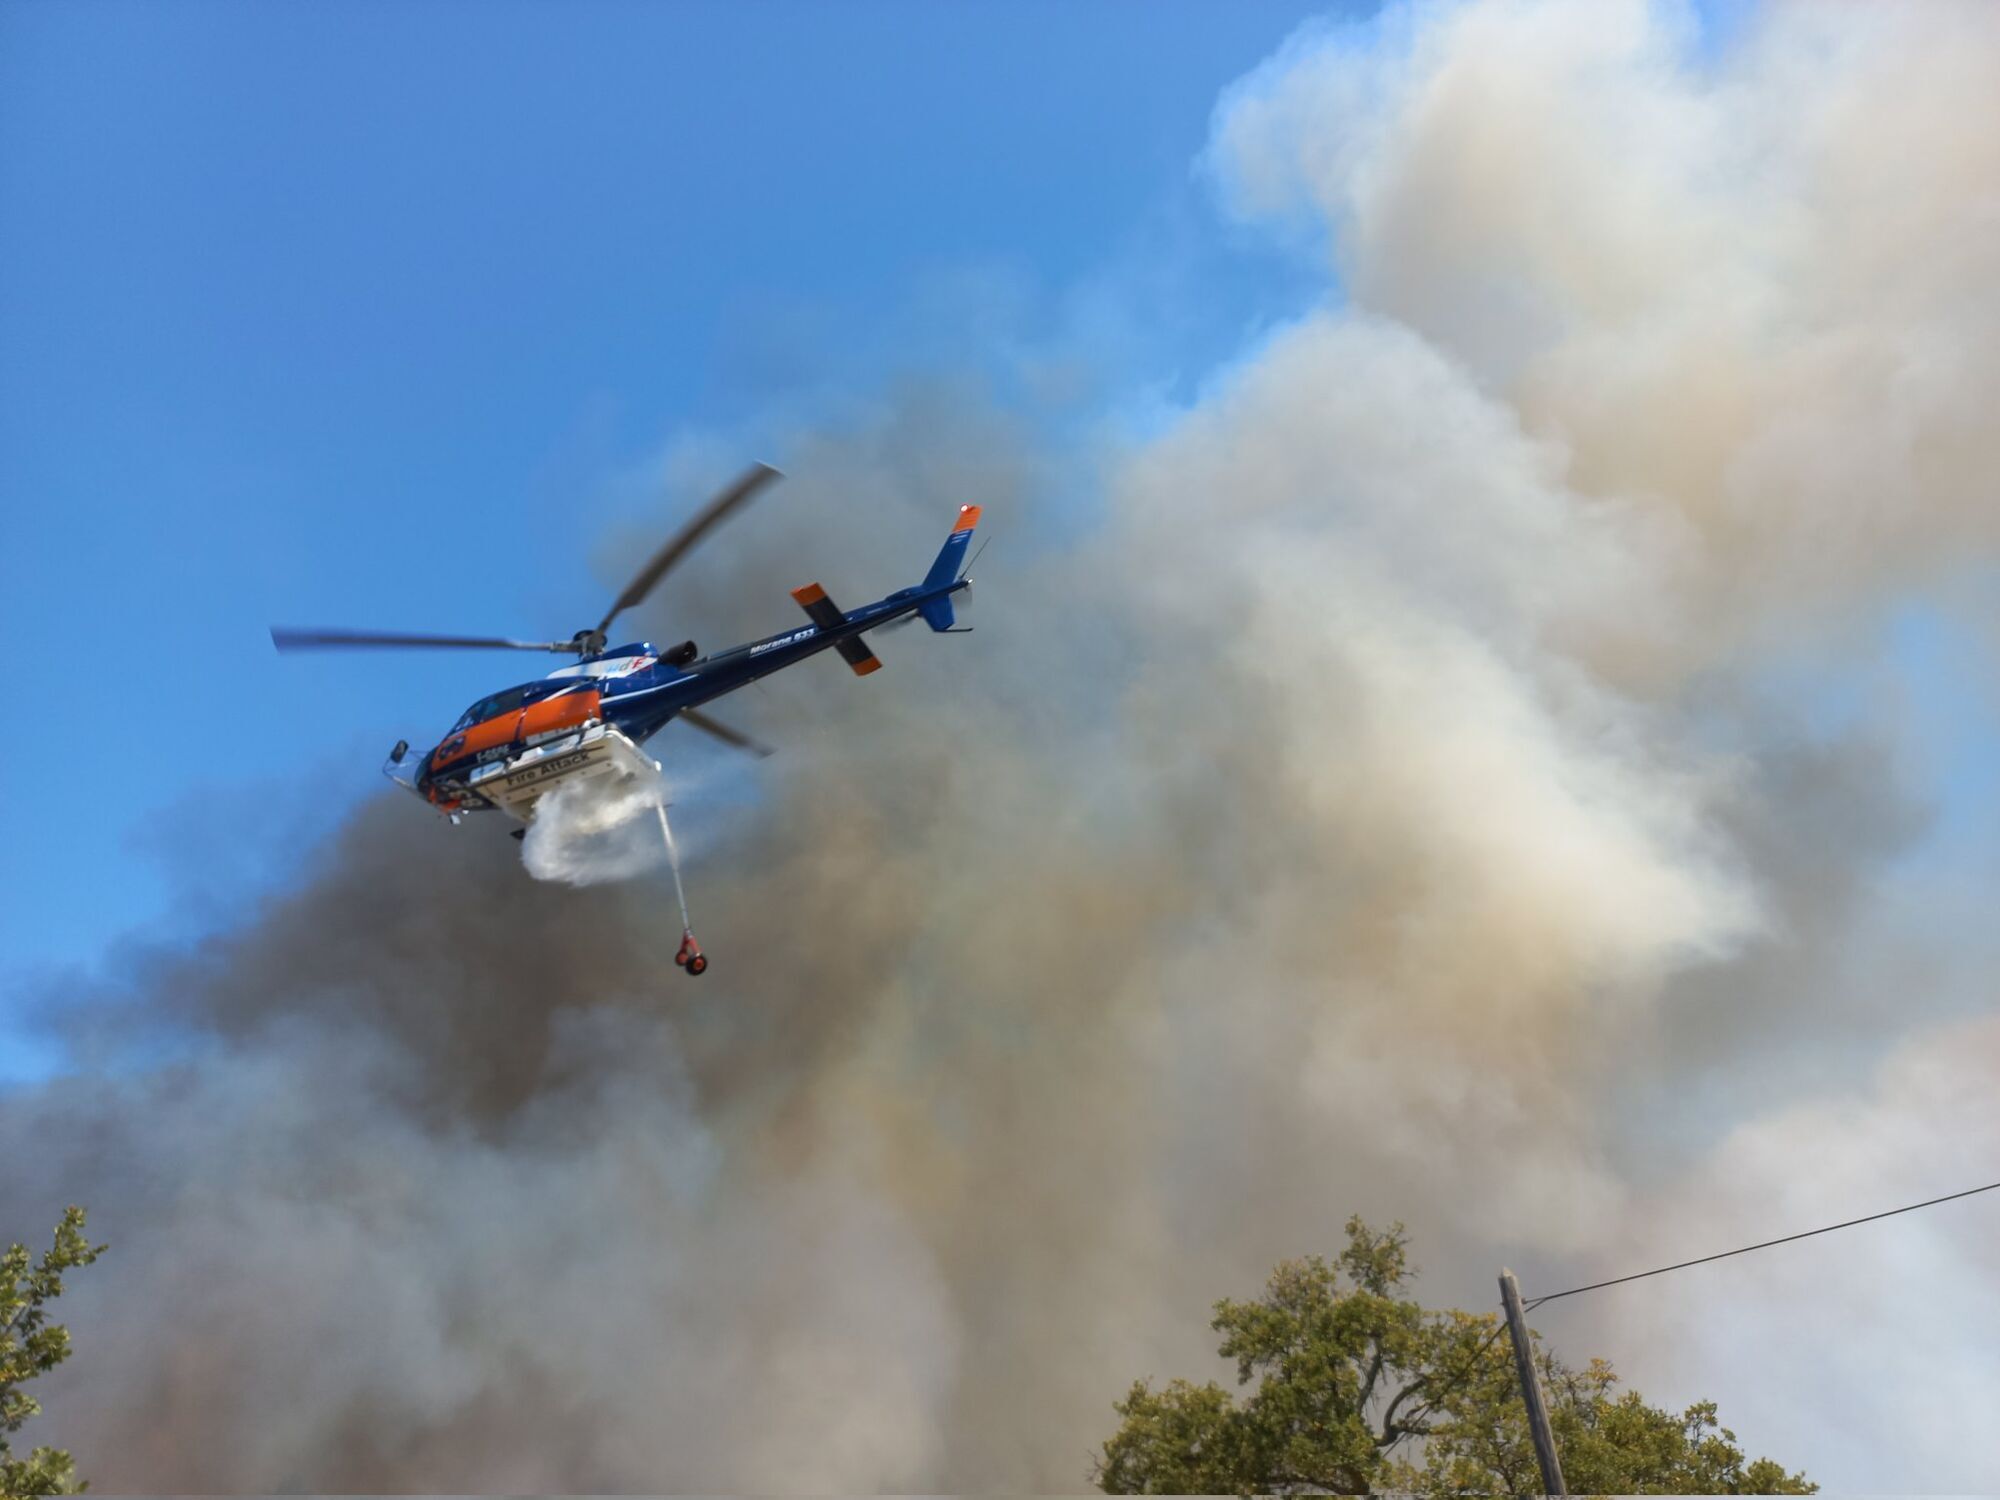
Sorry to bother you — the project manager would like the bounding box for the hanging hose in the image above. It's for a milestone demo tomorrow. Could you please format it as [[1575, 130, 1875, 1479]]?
[[653, 798, 691, 932], [655, 796, 708, 975]]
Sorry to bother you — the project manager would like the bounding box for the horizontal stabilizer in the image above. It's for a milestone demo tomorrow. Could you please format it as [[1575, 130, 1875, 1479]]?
[[835, 637, 882, 675], [792, 582, 883, 676]]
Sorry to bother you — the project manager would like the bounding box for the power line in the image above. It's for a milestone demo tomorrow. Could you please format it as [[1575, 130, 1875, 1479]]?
[[1525, 1177, 2000, 1309]]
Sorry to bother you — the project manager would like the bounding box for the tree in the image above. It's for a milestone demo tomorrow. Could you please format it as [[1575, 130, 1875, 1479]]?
[[1093, 1217, 1813, 1496], [2, 1208, 107, 1498]]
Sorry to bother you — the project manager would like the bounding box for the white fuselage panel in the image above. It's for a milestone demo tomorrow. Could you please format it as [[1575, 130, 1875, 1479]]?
[[464, 722, 660, 820]]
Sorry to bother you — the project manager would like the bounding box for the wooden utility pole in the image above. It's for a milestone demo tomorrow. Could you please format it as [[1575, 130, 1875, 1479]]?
[[1499, 1269, 1568, 1497]]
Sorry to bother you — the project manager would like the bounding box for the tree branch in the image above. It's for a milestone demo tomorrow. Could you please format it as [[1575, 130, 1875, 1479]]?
[[1379, 1370, 1437, 1447], [1358, 1338, 1387, 1424]]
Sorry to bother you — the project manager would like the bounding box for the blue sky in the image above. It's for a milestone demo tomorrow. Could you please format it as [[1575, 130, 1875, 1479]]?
[[1, 0, 1348, 1032]]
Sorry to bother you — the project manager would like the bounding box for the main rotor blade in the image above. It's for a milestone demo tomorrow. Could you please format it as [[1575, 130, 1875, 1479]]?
[[678, 707, 775, 759], [271, 627, 576, 654], [597, 461, 783, 635]]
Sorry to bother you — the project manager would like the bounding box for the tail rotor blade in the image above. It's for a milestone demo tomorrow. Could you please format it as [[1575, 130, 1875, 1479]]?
[[678, 707, 775, 759]]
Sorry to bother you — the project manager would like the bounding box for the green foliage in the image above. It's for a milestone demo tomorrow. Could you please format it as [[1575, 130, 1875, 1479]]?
[[1094, 1216, 1814, 1497], [2, 1208, 106, 1498]]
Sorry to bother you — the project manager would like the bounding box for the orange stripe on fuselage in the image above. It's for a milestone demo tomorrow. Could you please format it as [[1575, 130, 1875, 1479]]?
[[429, 688, 601, 774], [791, 582, 827, 606], [431, 715, 513, 773], [520, 687, 600, 740], [951, 504, 982, 534], [851, 655, 882, 676]]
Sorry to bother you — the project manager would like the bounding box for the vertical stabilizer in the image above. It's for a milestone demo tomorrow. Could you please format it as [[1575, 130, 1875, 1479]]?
[[916, 505, 981, 630]]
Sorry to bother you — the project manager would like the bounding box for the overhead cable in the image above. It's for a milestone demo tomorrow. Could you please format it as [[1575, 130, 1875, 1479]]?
[[1524, 1177, 2000, 1309]]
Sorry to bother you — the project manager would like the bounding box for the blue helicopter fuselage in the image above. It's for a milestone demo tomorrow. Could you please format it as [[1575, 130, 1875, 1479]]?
[[409, 506, 978, 816]]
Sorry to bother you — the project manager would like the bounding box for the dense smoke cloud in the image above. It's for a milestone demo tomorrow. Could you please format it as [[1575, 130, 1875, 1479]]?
[[1594, 1011, 2000, 1485], [7, 0, 2000, 1488]]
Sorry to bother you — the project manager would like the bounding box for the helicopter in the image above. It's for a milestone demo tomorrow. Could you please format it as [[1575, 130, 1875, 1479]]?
[[271, 463, 981, 975]]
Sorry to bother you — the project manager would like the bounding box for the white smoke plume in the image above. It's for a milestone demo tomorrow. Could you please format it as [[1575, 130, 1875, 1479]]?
[[1593, 1014, 2000, 1491], [7, 0, 2000, 1488]]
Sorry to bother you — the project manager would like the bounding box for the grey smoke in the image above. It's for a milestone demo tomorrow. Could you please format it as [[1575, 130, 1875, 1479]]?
[[8, 0, 2000, 1488]]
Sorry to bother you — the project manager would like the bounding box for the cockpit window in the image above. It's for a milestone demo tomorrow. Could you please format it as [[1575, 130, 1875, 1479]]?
[[452, 684, 536, 731]]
